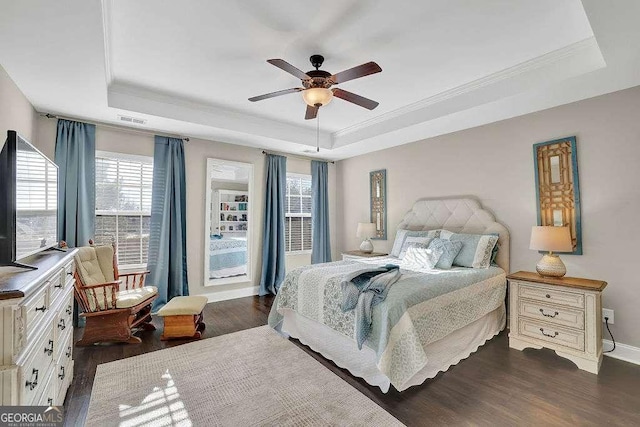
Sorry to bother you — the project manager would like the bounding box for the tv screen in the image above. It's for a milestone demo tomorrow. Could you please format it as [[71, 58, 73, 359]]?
[[0, 131, 58, 265], [15, 136, 58, 259]]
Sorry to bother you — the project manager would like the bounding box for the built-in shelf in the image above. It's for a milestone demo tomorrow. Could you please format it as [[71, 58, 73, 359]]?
[[216, 189, 248, 235]]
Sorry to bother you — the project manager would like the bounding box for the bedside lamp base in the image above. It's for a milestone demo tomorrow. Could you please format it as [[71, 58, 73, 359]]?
[[359, 239, 374, 254], [536, 253, 567, 277]]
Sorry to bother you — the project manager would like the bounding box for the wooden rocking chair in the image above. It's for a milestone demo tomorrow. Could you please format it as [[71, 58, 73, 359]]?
[[73, 241, 158, 346]]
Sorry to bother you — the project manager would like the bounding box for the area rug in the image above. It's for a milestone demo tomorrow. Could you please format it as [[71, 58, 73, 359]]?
[[86, 326, 404, 426]]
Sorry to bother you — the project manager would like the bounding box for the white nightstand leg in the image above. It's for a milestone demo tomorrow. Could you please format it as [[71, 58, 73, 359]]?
[[554, 350, 602, 374], [509, 336, 543, 351]]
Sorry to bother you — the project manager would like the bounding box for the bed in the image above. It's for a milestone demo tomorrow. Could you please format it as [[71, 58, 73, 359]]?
[[268, 198, 510, 392], [209, 236, 247, 279]]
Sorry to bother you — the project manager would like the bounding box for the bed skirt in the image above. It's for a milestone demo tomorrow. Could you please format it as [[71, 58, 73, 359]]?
[[277, 303, 506, 393]]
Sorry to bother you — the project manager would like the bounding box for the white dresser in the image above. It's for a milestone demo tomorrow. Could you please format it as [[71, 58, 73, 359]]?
[[0, 249, 76, 406], [507, 271, 607, 374]]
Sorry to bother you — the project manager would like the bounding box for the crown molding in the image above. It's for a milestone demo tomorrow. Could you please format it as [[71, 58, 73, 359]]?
[[100, 0, 114, 86], [332, 37, 602, 142]]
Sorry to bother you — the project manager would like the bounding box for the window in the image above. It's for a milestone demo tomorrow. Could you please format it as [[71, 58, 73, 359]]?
[[285, 173, 312, 253], [94, 151, 153, 269]]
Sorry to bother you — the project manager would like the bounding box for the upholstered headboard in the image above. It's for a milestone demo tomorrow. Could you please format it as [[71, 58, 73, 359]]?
[[397, 197, 510, 272]]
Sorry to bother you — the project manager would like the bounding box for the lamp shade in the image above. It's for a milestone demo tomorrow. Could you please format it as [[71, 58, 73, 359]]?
[[302, 88, 333, 107], [356, 222, 377, 239], [530, 226, 573, 252]]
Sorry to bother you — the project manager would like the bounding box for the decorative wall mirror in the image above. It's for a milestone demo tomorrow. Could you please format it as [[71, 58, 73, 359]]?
[[533, 136, 582, 254], [204, 158, 253, 286], [369, 169, 387, 240]]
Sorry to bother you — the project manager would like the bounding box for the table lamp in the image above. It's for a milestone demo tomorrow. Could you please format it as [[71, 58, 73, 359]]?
[[356, 222, 377, 253], [529, 226, 573, 277]]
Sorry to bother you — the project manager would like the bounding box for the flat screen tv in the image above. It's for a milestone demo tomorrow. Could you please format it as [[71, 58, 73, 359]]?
[[0, 130, 58, 268]]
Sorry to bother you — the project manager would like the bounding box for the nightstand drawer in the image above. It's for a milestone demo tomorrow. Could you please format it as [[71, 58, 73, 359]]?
[[519, 299, 585, 330], [519, 319, 585, 351], [518, 283, 584, 309]]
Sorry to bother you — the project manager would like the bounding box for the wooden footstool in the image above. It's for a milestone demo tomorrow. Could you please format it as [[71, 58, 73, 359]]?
[[158, 296, 208, 340]]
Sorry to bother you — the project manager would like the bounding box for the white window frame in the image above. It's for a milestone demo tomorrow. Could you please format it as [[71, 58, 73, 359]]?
[[285, 172, 312, 254], [95, 150, 153, 271]]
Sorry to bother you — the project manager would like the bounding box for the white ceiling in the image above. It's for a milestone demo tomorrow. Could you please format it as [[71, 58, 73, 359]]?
[[1, 0, 639, 160]]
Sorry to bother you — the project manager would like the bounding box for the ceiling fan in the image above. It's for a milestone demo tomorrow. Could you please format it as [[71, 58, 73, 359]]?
[[248, 54, 382, 120]]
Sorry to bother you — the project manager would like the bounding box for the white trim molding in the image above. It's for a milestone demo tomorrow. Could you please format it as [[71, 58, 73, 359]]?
[[198, 286, 259, 303], [603, 340, 640, 366]]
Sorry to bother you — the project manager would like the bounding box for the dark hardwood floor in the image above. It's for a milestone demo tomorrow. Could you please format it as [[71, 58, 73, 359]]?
[[66, 296, 640, 426]]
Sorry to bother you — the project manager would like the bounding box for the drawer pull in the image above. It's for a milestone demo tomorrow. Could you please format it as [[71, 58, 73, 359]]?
[[67, 271, 73, 276], [539, 327, 559, 338], [58, 318, 66, 330], [48, 398, 53, 406], [54, 283, 63, 289], [25, 369, 38, 390], [539, 309, 559, 318], [66, 346, 72, 358], [66, 305, 73, 315], [58, 366, 65, 380], [545, 294, 551, 299], [35, 305, 47, 313], [44, 340, 54, 356]]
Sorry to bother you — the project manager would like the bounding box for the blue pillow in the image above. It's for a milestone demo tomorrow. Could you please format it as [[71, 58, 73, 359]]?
[[442, 233, 499, 269], [428, 238, 463, 270]]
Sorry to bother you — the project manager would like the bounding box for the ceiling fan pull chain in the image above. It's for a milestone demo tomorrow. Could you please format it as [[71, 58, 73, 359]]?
[[316, 108, 320, 152]]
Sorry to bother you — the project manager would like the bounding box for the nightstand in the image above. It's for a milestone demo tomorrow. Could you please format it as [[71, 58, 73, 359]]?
[[342, 250, 388, 261], [507, 271, 607, 374]]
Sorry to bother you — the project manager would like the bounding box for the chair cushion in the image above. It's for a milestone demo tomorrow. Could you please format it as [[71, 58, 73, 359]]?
[[74, 247, 108, 285], [158, 296, 208, 316], [94, 245, 116, 282], [84, 285, 158, 311], [116, 286, 159, 309]]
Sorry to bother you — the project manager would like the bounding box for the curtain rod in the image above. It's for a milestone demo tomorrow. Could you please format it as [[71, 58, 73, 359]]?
[[41, 113, 190, 141], [261, 150, 335, 164]]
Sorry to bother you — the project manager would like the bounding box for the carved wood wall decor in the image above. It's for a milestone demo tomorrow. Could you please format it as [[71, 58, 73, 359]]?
[[369, 169, 387, 240], [533, 136, 582, 254]]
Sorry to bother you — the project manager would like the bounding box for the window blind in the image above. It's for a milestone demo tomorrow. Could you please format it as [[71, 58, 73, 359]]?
[[95, 153, 153, 268], [285, 174, 312, 252]]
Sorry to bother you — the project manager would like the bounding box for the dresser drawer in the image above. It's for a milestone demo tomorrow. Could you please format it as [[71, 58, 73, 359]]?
[[35, 367, 56, 407], [54, 331, 73, 404], [48, 273, 66, 308], [54, 293, 74, 346], [23, 284, 50, 344], [19, 322, 55, 404], [519, 319, 585, 351], [518, 283, 584, 309], [62, 261, 75, 286], [519, 299, 585, 330]]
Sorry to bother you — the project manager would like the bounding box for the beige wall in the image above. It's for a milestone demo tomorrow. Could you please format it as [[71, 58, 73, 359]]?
[[0, 64, 37, 146], [35, 117, 338, 299], [336, 85, 640, 348]]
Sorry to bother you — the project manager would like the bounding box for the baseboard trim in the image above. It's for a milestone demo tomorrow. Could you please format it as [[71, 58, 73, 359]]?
[[603, 340, 640, 366], [199, 286, 259, 303]]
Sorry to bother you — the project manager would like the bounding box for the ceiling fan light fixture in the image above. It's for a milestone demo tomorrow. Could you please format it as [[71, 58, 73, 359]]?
[[302, 88, 333, 107]]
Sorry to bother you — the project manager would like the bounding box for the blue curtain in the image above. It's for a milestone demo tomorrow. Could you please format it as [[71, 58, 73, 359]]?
[[147, 136, 188, 310], [54, 119, 95, 248], [311, 160, 332, 264], [259, 154, 287, 296]]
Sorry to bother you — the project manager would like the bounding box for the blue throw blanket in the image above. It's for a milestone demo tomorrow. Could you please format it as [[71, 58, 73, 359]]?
[[341, 264, 401, 349]]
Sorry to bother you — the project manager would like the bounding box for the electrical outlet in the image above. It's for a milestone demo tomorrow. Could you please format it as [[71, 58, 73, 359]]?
[[603, 308, 614, 324]]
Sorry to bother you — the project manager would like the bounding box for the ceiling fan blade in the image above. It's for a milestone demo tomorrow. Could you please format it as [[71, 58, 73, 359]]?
[[330, 61, 382, 84], [267, 59, 311, 80], [332, 88, 379, 110], [248, 88, 303, 102], [305, 104, 319, 120]]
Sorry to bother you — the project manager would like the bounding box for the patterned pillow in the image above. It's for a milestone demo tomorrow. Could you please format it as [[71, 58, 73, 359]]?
[[390, 229, 440, 258], [428, 238, 463, 270], [400, 245, 444, 270], [398, 236, 434, 259], [441, 232, 499, 269]]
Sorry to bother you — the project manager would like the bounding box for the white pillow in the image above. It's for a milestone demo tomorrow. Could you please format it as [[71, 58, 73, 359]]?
[[398, 236, 433, 259], [390, 229, 440, 258], [400, 246, 444, 271]]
